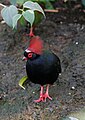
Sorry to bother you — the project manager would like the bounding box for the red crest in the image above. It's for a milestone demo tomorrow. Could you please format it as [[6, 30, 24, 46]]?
[[27, 36, 43, 55]]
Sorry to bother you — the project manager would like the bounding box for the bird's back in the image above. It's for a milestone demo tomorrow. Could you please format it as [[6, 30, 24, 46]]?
[[26, 51, 61, 85]]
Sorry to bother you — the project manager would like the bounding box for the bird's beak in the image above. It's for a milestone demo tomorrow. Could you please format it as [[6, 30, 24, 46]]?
[[22, 57, 27, 61]]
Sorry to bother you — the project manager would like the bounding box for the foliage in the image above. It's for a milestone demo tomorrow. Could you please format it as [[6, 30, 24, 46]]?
[[10, 0, 56, 9], [9, 0, 85, 9], [1, 1, 45, 29], [81, 0, 85, 6], [1, 0, 85, 30], [19, 76, 28, 89]]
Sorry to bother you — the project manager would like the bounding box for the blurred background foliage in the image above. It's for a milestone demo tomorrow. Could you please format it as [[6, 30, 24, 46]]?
[[9, 0, 85, 9]]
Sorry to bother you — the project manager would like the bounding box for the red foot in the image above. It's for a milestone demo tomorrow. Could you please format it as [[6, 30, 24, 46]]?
[[43, 93, 52, 102], [34, 94, 44, 103], [34, 94, 52, 103], [34, 97, 44, 103], [34, 85, 52, 103]]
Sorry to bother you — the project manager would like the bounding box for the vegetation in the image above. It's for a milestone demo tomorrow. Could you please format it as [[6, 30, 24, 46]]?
[[10, 0, 56, 9], [1, 0, 85, 30], [1, 1, 45, 30]]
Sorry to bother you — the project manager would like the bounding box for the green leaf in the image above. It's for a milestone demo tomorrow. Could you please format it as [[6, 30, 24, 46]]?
[[45, 2, 54, 9], [22, 10, 35, 26], [1, 5, 18, 27], [34, 11, 43, 25], [19, 16, 26, 26], [23, 1, 45, 17], [13, 14, 22, 28], [17, 0, 26, 5], [10, 0, 17, 5], [19, 76, 28, 89]]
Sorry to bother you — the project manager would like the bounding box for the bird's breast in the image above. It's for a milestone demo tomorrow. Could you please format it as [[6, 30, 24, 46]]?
[[26, 51, 61, 85]]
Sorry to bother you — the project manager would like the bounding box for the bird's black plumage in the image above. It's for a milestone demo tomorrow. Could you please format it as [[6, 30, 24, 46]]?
[[24, 51, 61, 86]]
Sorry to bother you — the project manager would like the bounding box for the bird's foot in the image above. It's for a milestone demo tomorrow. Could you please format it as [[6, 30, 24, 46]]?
[[34, 97, 44, 103], [43, 93, 52, 102], [34, 94, 52, 103], [34, 94, 44, 103]]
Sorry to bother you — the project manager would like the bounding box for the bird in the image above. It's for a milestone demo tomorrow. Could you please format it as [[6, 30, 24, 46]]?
[[23, 36, 61, 102]]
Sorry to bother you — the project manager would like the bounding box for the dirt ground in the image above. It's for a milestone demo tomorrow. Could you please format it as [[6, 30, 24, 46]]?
[[0, 5, 85, 120]]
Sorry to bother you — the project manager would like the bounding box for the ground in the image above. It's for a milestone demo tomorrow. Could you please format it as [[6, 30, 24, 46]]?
[[0, 3, 85, 120]]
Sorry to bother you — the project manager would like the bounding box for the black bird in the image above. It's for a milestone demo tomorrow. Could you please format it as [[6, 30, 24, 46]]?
[[23, 36, 61, 102]]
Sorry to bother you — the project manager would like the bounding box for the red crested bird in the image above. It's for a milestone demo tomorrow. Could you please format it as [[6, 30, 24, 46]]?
[[23, 36, 61, 102]]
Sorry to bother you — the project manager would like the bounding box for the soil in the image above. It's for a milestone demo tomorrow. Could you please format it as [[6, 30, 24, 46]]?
[[0, 3, 85, 120]]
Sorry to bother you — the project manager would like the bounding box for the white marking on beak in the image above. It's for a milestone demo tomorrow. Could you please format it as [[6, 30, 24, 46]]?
[[25, 49, 31, 53], [22, 57, 27, 61]]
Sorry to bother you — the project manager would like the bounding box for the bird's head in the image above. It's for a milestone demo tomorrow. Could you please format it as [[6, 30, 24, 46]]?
[[23, 36, 43, 61]]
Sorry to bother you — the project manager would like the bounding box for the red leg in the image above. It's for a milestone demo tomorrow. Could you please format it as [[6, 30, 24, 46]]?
[[34, 86, 44, 103], [43, 84, 52, 102]]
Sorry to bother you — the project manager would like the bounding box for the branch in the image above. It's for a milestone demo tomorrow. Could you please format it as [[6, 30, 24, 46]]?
[[44, 8, 67, 13], [44, 9, 59, 13]]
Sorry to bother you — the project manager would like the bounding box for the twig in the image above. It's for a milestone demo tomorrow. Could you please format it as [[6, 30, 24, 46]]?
[[44, 8, 67, 13], [44, 9, 59, 13]]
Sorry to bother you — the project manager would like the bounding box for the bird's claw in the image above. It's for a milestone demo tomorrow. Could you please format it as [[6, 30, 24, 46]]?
[[34, 94, 44, 102], [34, 94, 52, 103], [43, 93, 52, 102], [34, 96, 44, 103]]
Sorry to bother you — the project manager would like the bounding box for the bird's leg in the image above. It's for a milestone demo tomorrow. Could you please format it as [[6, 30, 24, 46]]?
[[43, 84, 52, 102], [29, 27, 35, 37], [34, 86, 44, 103]]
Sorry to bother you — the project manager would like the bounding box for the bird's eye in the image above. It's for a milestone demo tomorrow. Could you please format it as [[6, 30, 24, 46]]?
[[28, 53, 33, 58]]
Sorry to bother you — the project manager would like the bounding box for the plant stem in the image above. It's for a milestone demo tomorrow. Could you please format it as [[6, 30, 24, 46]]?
[[0, 3, 6, 8]]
